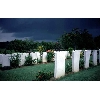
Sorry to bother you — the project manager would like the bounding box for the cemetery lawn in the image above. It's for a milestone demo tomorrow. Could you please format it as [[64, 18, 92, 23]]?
[[57, 65, 100, 81], [0, 59, 72, 81], [0, 57, 100, 81], [0, 62, 55, 81]]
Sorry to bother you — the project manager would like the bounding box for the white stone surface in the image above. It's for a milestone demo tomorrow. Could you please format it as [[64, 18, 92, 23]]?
[[99, 49, 100, 63], [72, 50, 81, 72], [84, 50, 91, 68], [0, 54, 3, 64], [92, 50, 97, 65], [6, 54, 11, 59], [30, 52, 37, 64], [54, 51, 65, 78], [42, 52, 47, 63], [54, 51, 57, 53], [35, 52, 40, 61], [2, 55, 10, 67], [23, 53, 29, 57], [61, 51, 68, 59], [21, 53, 29, 65], [19, 53, 26, 66]]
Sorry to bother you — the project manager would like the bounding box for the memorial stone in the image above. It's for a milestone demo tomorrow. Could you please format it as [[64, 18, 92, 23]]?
[[84, 50, 91, 68], [2, 55, 10, 67], [72, 50, 81, 72], [92, 50, 97, 66], [54, 51, 65, 78], [42, 52, 47, 63]]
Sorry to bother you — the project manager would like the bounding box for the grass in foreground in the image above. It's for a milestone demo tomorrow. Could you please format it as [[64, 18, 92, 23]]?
[[57, 65, 100, 81], [0, 59, 72, 81], [0, 56, 100, 81], [0, 62, 54, 81]]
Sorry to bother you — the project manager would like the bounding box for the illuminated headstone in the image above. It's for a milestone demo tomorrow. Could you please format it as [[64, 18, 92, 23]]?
[[54, 51, 65, 78], [35, 52, 40, 61], [30, 52, 37, 64], [2, 55, 10, 67], [0, 54, 3, 64], [84, 50, 91, 68], [42, 52, 47, 63], [72, 50, 81, 72], [92, 50, 97, 66]]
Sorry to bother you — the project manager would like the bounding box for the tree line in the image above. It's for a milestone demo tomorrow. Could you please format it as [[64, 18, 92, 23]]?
[[0, 28, 100, 53]]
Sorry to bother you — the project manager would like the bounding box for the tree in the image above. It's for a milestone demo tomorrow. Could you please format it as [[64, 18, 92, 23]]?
[[59, 28, 82, 50], [94, 35, 100, 49], [81, 29, 95, 49], [59, 28, 94, 50]]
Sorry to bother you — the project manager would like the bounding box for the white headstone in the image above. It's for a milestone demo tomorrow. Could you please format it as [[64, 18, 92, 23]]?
[[99, 49, 100, 63], [42, 52, 47, 63], [72, 50, 81, 72], [61, 51, 68, 59], [19, 53, 26, 66], [23, 53, 29, 57], [92, 50, 97, 66], [30, 52, 37, 64], [35, 52, 40, 61], [6, 54, 11, 59], [2, 55, 10, 67], [0, 54, 3, 64], [84, 50, 91, 68], [54, 51, 65, 78]]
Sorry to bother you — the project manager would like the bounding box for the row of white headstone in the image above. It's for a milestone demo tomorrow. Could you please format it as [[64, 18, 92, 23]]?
[[0, 52, 47, 67], [0, 51, 70, 67], [1, 50, 99, 79], [54, 50, 100, 78]]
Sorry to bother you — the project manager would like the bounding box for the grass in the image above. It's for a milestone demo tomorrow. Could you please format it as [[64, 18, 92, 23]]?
[[56, 65, 100, 81], [0, 62, 54, 81], [0, 55, 100, 81], [0, 58, 72, 81]]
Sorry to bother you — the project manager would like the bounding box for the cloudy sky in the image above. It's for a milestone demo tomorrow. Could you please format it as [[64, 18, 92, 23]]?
[[0, 18, 100, 42]]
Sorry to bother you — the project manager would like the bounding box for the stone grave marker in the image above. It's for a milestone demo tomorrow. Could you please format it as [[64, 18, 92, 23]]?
[[61, 51, 68, 59], [30, 52, 37, 64], [99, 49, 100, 63], [0, 54, 3, 64], [2, 54, 10, 67], [35, 52, 40, 61], [72, 50, 81, 72], [92, 50, 97, 66], [19, 53, 25, 66], [54, 51, 65, 78], [42, 52, 47, 63], [84, 50, 91, 68]]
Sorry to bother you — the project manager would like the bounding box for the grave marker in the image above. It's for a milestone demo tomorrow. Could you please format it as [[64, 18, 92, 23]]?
[[72, 50, 81, 72], [54, 51, 65, 78], [99, 49, 100, 63], [35, 52, 40, 61], [30, 52, 37, 64], [61, 51, 68, 59], [2, 55, 10, 67], [42, 52, 47, 63], [84, 50, 91, 68], [92, 50, 97, 66], [0, 54, 3, 64]]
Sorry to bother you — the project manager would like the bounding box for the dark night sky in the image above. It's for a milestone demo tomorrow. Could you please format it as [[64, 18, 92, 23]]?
[[0, 18, 100, 42]]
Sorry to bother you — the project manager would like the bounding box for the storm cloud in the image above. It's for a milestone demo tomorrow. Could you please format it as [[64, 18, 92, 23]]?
[[0, 18, 100, 42]]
